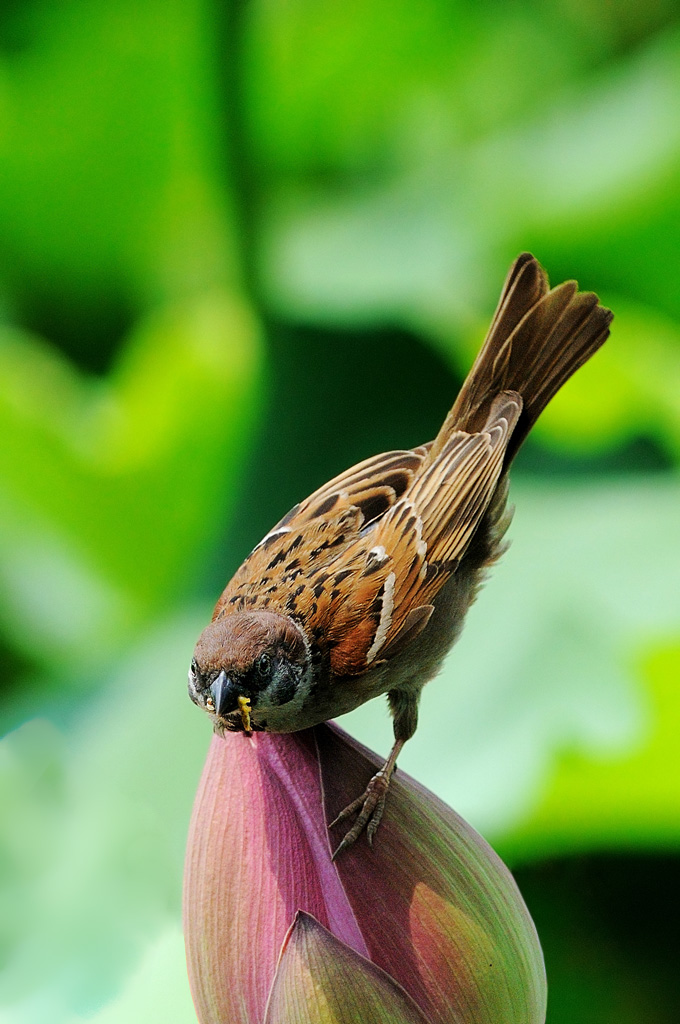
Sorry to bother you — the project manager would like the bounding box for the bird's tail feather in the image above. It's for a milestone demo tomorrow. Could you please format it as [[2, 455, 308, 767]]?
[[431, 253, 613, 466]]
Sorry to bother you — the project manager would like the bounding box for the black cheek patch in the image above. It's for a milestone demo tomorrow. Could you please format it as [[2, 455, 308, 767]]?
[[270, 676, 297, 706]]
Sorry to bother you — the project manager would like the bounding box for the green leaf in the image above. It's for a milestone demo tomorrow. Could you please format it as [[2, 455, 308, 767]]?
[[247, 0, 648, 176], [0, 612, 209, 1023], [0, 291, 262, 670], [68, 928, 195, 1024], [501, 642, 680, 861], [258, 25, 680, 336], [0, 0, 235, 304]]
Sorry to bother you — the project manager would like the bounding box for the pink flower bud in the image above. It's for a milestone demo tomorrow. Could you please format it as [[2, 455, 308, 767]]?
[[183, 724, 546, 1023]]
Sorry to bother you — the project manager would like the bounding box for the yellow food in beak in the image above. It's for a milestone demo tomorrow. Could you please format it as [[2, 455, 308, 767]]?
[[238, 695, 252, 734]]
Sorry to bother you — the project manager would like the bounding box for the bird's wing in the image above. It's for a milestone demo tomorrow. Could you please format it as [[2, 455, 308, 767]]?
[[212, 448, 429, 621], [302, 393, 522, 676]]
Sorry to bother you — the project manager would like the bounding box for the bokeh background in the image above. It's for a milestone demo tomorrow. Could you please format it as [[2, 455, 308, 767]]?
[[1, 1, 679, 1021]]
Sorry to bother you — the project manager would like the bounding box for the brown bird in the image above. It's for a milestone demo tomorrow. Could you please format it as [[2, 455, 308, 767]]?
[[189, 253, 612, 858]]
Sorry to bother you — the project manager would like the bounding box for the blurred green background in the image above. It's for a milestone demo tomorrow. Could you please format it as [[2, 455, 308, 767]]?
[[0, 1, 679, 1021]]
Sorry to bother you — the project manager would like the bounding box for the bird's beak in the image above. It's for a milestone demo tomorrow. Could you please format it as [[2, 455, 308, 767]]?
[[210, 669, 235, 718]]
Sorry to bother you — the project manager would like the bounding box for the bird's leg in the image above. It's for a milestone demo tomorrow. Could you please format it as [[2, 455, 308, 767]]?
[[330, 737, 405, 860], [330, 688, 419, 860]]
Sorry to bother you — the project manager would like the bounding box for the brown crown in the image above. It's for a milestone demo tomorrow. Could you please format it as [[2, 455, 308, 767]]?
[[194, 610, 307, 675]]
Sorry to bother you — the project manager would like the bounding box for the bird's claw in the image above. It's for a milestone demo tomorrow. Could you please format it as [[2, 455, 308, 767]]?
[[330, 770, 390, 861]]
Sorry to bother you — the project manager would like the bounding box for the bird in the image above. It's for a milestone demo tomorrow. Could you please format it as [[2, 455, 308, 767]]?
[[188, 253, 613, 858]]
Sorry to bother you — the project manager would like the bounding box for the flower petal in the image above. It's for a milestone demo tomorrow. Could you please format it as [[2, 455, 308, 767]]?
[[318, 725, 546, 1024], [184, 723, 546, 1024], [183, 731, 367, 1024], [264, 911, 431, 1024]]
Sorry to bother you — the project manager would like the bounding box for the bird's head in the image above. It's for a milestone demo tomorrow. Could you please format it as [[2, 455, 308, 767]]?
[[188, 610, 312, 733]]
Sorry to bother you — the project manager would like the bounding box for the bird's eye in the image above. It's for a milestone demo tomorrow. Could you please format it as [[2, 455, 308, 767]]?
[[257, 653, 271, 676], [190, 658, 199, 679]]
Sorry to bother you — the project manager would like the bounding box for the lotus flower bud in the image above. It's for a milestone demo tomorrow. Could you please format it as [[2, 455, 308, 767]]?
[[183, 724, 546, 1023]]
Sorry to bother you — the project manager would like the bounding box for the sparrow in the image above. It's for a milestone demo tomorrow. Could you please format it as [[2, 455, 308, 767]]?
[[189, 253, 613, 858]]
